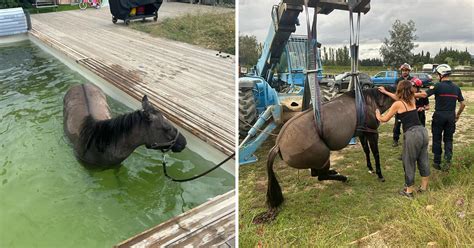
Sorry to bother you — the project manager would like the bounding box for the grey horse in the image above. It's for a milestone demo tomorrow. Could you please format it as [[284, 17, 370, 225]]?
[[63, 83, 186, 167], [255, 87, 395, 223]]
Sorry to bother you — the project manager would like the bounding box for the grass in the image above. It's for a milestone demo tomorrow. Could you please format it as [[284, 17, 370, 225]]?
[[25, 4, 79, 14], [131, 11, 235, 54], [239, 88, 474, 247]]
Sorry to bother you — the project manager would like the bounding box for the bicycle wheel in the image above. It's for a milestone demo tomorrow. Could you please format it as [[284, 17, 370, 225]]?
[[79, 0, 87, 10], [95, 0, 101, 9]]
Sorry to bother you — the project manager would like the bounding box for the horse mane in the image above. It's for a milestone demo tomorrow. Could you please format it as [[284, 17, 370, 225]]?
[[344, 85, 396, 101], [80, 110, 148, 152]]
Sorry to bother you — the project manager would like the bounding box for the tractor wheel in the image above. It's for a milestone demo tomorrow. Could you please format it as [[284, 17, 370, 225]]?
[[239, 88, 257, 137], [321, 84, 338, 102]]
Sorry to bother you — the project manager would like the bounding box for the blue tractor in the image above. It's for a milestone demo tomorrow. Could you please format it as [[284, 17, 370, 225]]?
[[239, 0, 371, 165]]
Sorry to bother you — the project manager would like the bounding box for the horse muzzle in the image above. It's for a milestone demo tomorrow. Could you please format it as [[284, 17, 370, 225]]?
[[170, 133, 187, 152]]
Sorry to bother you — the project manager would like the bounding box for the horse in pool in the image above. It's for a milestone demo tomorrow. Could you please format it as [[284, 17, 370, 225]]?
[[63, 83, 186, 167], [254, 87, 395, 223]]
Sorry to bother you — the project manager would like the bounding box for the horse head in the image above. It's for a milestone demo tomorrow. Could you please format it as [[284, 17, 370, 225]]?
[[141, 95, 187, 153], [367, 86, 396, 113]]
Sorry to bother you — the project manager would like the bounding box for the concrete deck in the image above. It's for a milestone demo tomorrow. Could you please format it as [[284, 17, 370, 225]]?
[[29, 2, 235, 156]]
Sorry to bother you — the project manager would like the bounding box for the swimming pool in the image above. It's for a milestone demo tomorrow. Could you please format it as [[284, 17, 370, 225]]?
[[0, 40, 234, 247]]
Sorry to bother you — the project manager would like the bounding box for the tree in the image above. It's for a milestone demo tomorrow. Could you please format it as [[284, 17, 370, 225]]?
[[379, 20, 417, 68], [239, 35, 260, 67]]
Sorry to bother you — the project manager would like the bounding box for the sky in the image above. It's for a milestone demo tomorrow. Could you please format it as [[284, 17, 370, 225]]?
[[239, 0, 474, 59]]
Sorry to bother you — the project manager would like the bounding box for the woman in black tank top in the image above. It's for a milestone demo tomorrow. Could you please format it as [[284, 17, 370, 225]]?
[[376, 80, 430, 198]]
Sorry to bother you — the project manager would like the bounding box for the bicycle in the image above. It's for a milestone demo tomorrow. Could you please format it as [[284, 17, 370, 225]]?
[[79, 0, 101, 10]]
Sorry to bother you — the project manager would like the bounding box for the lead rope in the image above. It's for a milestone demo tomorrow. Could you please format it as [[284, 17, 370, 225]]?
[[162, 152, 235, 182], [304, 0, 323, 136]]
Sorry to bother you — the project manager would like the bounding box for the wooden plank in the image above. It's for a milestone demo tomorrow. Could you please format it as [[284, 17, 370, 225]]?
[[115, 190, 235, 247], [29, 5, 235, 155]]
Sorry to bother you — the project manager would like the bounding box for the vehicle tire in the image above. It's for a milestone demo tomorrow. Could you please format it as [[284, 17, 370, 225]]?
[[332, 84, 340, 93], [79, 1, 87, 10], [321, 84, 337, 102], [112, 17, 117, 24], [362, 84, 371, 90], [125, 19, 130, 25], [239, 88, 257, 137]]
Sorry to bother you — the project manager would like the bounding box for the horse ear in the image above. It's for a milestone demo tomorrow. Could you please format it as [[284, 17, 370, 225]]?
[[142, 95, 152, 112]]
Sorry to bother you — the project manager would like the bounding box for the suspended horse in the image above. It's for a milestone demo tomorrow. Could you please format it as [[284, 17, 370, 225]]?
[[63, 83, 186, 167], [255, 87, 395, 223]]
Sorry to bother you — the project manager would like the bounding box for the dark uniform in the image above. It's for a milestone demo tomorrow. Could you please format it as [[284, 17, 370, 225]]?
[[393, 76, 413, 143], [415, 89, 429, 126], [426, 81, 464, 165]]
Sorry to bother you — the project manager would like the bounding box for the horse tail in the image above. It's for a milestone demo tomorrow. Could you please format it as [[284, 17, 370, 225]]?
[[266, 145, 284, 209]]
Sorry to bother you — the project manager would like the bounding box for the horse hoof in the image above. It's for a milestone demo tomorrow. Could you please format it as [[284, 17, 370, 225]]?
[[368, 170, 374, 174], [378, 177, 385, 182]]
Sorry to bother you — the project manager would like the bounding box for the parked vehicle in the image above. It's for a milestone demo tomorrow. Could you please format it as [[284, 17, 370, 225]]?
[[329, 72, 373, 92], [422, 63, 439, 73], [371, 70, 398, 86], [411, 72, 433, 87]]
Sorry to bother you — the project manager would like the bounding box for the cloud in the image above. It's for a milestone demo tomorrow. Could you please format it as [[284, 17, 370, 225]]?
[[239, 0, 474, 58]]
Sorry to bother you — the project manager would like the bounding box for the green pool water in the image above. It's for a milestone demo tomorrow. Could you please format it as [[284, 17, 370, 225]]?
[[0, 40, 234, 247]]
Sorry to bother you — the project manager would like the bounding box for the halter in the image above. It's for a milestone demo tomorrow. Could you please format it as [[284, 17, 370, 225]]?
[[149, 128, 181, 153]]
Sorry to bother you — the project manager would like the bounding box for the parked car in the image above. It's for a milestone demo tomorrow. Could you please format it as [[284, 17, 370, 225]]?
[[328, 72, 373, 93], [371, 70, 398, 86], [411, 72, 433, 87]]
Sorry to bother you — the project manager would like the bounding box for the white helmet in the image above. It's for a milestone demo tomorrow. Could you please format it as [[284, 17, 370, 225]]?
[[433, 64, 452, 77], [399, 63, 412, 71]]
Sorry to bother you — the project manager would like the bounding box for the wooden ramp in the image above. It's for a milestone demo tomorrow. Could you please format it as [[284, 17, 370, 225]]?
[[29, 3, 235, 156], [115, 190, 235, 247]]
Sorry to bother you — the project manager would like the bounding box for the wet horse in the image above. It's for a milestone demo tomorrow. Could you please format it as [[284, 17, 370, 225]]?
[[256, 87, 395, 223], [63, 83, 186, 167]]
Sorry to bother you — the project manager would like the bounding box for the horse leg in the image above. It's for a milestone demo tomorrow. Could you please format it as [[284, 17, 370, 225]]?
[[359, 133, 374, 173], [313, 160, 348, 182], [367, 132, 385, 182]]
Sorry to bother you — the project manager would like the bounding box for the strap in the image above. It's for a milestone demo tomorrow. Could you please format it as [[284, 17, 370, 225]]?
[[303, 0, 323, 136], [401, 100, 408, 111]]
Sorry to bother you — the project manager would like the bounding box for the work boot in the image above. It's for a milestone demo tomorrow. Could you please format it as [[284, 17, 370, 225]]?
[[442, 161, 451, 172], [433, 163, 442, 170], [392, 140, 399, 147]]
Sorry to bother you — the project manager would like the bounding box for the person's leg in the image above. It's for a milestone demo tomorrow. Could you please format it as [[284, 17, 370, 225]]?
[[402, 130, 418, 194], [431, 112, 443, 167], [393, 115, 401, 146], [417, 127, 430, 191], [443, 112, 456, 167]]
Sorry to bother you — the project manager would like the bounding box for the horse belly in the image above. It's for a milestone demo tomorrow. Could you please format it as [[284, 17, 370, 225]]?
[[321, 99, 357, 150], [278, 113, 330, 169]]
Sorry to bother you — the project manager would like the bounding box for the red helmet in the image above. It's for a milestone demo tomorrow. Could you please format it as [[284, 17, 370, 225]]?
[[399, 63, 412, 71], [411, 77, 423, 87]]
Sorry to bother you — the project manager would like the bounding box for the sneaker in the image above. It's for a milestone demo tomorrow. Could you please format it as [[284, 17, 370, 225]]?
[[399, 189, 414, 198], [392, 140, 399, 147], [433, 163, 442, 170], [417, 186, 427, 193]]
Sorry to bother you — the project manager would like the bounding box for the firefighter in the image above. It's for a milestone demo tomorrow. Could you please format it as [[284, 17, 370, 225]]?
[[416, 64, 465, 170], [392, 63, 413, 147], [411, 77, 429, 126]]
